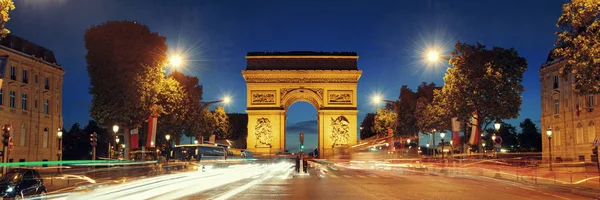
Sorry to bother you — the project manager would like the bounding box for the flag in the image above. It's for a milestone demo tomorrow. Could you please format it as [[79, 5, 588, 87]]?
[[146, 115, 157, 148], [130, 129, 139, 149], [452, 117, 461, 145], [468, 112, 479, 145]]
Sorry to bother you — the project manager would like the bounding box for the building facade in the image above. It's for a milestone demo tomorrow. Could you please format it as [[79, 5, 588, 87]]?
[[0, 35, 64, 162], [540, 52, 598, 163]]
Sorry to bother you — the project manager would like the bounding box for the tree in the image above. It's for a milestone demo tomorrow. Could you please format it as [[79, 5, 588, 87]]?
[[519, 118, 542, 152], [155, 77, 186, 145], [360, 113, 376, 140], [0, 0, 14, 37], [394, 86, 418, 137], [85, 21, 169, 157], [198, 107, 215, 140], [228, 113, 248, 149], [62, 123, 91, 160], [83, 120, 111, 159], [435, 42, 527, 145], [374, 108, 398, 137], [554, 0, 600, 94], [213, 106, 230, 139], [170, 71, 203, 140]]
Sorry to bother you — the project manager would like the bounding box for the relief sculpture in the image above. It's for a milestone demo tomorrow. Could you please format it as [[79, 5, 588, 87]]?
[[329, 91, 352, 103], [330, 116, 350, 146], [255, 118, 273, 147], [252, 91, 275, 104]]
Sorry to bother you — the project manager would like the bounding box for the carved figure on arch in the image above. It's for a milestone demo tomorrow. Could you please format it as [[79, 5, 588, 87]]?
[[255, 118, 273, 147], [330, 116, 350, 146]]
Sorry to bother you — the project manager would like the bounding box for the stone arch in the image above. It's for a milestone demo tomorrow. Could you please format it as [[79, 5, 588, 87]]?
[[280, 88, 322, 110]]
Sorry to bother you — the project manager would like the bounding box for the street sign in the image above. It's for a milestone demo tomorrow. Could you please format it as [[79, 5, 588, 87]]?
[[8, 137, 13, 150], [494, 136, 503, 145]]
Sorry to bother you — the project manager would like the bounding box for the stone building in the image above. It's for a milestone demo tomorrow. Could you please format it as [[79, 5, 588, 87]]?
[[0, 34, 64, 162], [540, 51, 598, 163]]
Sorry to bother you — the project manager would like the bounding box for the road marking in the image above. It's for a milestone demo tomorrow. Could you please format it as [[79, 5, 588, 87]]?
[[330, 174, 338, 178]]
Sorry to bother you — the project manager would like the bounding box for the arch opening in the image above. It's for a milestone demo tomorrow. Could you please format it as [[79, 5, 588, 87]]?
[[285, 102, 318, 154]]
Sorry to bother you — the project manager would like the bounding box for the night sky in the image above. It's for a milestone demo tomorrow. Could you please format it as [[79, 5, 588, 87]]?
[[7, 0, 564, 151]]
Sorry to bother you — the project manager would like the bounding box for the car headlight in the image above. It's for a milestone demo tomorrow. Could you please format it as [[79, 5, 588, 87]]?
[[6, 186, 13, 193]]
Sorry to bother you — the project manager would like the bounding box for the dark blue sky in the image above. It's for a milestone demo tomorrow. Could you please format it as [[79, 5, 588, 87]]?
[[7, 0, 564, 150]]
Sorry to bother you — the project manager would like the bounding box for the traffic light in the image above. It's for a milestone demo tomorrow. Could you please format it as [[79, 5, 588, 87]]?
[[300, 132, 304, 143], [2, 124, 10, 146], [90, 132, 97, 147], [300, 145, 304, 150]]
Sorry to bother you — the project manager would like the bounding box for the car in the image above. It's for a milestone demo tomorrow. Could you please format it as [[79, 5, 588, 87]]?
[[0, 168, 46, 199]]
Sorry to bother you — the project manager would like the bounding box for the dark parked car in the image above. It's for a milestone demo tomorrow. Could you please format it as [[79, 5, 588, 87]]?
[[0, 168, 46, 199]]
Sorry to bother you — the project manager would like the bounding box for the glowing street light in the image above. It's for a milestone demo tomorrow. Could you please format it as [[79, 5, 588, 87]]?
[[194, 140, 199, 145], [425, 49, 450, 63], [113, 125, 119, 134], [494, 120, 502, 131], [547, 127, 553, 171], [169, 54, 183, 68], [165, 134, 171, 141], [223, 96, 231, 104]]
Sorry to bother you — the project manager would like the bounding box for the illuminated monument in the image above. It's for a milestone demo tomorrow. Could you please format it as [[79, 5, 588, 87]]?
[[242, 51, 362, 158]]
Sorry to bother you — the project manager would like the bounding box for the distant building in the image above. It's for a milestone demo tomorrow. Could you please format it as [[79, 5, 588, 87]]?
[[540, 50, 597, 163], [0, 34, 64, 162]]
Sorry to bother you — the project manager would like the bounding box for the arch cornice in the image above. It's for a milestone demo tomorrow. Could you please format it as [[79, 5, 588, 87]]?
[[281, 88, 323, 110]]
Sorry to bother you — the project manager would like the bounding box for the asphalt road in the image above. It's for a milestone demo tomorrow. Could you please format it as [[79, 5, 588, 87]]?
[[183, 162, 591, 200]]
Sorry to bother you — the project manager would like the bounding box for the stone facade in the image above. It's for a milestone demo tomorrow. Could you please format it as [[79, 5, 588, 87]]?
[[540, 53, 598, 163], [0, 35, 64, 162], [242, 52, 361, 157]]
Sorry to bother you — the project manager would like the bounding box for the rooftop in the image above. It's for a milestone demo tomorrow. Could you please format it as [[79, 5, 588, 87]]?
[[247, 51, 357, 56], [246, 51, 359, 70], [0, 34, 59, 67]]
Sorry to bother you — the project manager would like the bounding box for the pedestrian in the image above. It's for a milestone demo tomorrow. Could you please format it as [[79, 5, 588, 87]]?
[[295, 155, 300, 173], [303, 158, 308, 173]]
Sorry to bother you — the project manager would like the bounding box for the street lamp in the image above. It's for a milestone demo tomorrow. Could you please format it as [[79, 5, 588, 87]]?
[[425, 49, 450, 62], [169, 54, 183, 68], [482, 142, 486, 157], [440, 132, 446, 159], [112, 125, 119, 134], [165, 134, 171, 164], [546, 127, 553, 171], [57, 128, 63, 172], [112, 125, 119, 159], [115, 137, 120, 159]]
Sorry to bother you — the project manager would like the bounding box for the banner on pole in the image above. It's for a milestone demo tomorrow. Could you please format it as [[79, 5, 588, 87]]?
[[146, 116, 157, 148], [451, 117, 461, 146], [468, 112, 479, 145], [130, 129, 139, 149]]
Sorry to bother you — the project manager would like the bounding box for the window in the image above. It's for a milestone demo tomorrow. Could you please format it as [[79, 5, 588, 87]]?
[[34, 75, 37, 83], [554, 129, 561, 146], [0, 88, 3, 106], [9, 66, 15, 80], [9, 90, 15, 108], [43, 99, 49, 114], [22, 69, 27, 83], [554, 99, 560, 114], [553, 76, 559, 89], [42, 128, 48, 148], [577, 123, 584, 144], [19, 126, 25, 147], [21, 93, 26, 110], [589, 122, 596, 142], [588, 95, 595, 107], [34, 99, 37, 108], [44, 77, 49, 90]]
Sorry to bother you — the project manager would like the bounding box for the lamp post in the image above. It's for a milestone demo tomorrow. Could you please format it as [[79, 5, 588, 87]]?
[[482, 142, 486, 157], [112, 125, 119, 159], [115, 137, 120, 159], [166, 134, 171, 165], [440, 132, 446, 159], [492, 135, 497, 159], [57, 128, 63, 172], [546, 128, 553, 171], [494, 120, 501, 158], [406, 139, 411, 157]]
